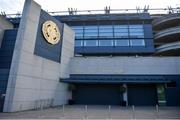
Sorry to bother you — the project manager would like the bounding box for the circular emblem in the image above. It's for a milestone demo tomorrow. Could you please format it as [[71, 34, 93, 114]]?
[[42, 21, 61, 45]]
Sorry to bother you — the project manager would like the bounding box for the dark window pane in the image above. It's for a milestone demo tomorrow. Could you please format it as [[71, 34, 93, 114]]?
[[167, 82, 176, 88]]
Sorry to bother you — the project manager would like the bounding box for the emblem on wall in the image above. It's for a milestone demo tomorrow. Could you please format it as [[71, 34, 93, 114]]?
[[42, 21, 61, 45]]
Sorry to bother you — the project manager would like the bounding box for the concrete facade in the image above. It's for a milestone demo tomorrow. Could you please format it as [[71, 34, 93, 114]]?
[[70, 57, 180, 75], [3, 0, 74, 112], [0, 0, 180, 112]]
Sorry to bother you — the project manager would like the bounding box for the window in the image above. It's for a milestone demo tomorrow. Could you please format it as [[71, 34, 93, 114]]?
[[99, 40, 113, 46], [129, 25, 143, 29], [130, 39, 145, 46], [129, 25, 144, 38], [115, 39, 129, 46], [84, 26, 98, 38], [114, 25, 129, 38], [99, 25, 113, 37], [72, 26, 83, 38], [84, 40, 98, 46], [75, 40, 83, 46]]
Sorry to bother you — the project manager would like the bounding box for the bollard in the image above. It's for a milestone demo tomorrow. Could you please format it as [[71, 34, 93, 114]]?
[[41, 100, 43, 109], [156, 104, 159, 119], [132, 105, 135, 119], [108, 105, 111, 119], [40, 100, 42, 110], [84, 105, 88, 119], [35, 100, 37, 110], [39, 100, 43, 119]]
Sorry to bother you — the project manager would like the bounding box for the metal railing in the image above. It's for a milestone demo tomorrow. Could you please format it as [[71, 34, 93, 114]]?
[[154, 26, 180, 39], [3, 104, 179, 119], [58, 104, 163, 119], [156, 41, 180, 53], [2, 7, 180, 18], [152, 13, 180, 25]]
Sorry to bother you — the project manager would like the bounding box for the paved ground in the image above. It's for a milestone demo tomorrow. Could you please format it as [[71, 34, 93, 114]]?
[[0, 105, 180, 119]]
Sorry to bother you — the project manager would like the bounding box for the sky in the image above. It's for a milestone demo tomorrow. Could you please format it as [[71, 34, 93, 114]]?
[[0, 0, 179, 15]]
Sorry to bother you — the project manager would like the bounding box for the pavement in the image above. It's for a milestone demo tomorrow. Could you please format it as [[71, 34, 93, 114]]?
[[0, 105, 180, 119]]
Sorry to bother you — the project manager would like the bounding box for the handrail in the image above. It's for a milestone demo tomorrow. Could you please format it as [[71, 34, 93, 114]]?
[[157, 41, 180, 50], [156, 41, 180, 52], [154, 26, 180, 39], [152, 13, 180, 25]]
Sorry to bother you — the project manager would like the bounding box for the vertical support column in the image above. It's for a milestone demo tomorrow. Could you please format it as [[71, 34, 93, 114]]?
[[59, 24, 75, 105]]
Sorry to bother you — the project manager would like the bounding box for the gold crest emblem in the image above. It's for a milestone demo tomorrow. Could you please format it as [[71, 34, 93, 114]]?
[[42, 21, 61, 45]]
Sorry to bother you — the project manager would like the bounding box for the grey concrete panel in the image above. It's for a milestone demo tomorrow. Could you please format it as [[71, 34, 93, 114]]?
[[4, 0, 74, 112], [70, 57, 180, 75]]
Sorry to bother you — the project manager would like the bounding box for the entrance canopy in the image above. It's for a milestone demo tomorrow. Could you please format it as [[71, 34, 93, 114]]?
[[60, 74, 173, 84]]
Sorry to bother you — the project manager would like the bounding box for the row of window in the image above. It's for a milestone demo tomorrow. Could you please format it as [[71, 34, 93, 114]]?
[[75, 39, 145, 47], [72, 25, 144, 38]]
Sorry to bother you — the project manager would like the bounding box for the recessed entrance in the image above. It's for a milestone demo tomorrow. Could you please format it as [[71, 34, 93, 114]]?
[[128, 84, 158, 106], [73, 84, 123, 105]]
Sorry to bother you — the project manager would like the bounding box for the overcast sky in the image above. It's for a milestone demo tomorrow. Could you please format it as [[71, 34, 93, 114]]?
[[0, 0, 179, 14]]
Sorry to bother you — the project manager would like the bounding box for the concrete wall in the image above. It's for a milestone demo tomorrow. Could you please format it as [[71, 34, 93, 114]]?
[[0, 15, 13, 47], [70, 57, 180, 75], [3, 0, 74, 112]]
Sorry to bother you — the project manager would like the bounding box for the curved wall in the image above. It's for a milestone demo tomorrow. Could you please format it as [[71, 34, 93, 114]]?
[[153, 13, 180, 56]]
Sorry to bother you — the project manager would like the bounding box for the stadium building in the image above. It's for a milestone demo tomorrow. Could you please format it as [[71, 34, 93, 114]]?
[[0, 0, 179, 112]]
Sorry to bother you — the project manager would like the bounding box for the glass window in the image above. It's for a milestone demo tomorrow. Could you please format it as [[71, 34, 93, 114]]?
[[129, 29, 143, 32], [129, 32, 144, 38], [99, 32, 113, 37], [72, 26, 83, 30], [84, 26, 98, 38], [114, 28, 128, 33], [114, 25, 128, 38], [114, 25, 128, 29], [75, 40, 83, 46], [130, 39, 145, 46], [84, 26, 98, 30], [115, 40, 129, 46], [84, 40, 98, 46], [72, 26, 84, 38], [84, 32, 98, 38], [114, 32, 128, 38], [129, 25, 143, 29], [99, 40, 113, 46], [75, 33, 83, 38], [129, 32, 144, 36], [99, 25, 113, 37], [129, 25, 144, 38]]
